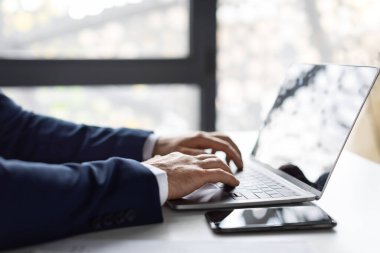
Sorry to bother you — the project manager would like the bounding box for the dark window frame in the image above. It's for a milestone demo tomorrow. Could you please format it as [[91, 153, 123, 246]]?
[[0, 0, 217, 131]]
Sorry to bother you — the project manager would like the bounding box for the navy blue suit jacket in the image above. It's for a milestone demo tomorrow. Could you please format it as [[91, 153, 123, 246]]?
[[0, 92, 163, 250]]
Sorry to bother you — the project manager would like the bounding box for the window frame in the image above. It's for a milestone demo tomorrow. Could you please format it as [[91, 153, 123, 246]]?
[[0, 0, 217, 131]]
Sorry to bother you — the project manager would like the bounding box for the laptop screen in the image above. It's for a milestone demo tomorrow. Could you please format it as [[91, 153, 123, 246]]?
[[252, 64, 379, 193]]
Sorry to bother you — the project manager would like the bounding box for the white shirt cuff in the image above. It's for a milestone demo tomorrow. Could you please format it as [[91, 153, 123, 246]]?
[[142, 134, 159, 161], [143, 163, 168, 206]]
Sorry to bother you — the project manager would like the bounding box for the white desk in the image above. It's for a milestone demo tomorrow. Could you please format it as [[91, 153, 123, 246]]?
[[10, 132, 380, 253]]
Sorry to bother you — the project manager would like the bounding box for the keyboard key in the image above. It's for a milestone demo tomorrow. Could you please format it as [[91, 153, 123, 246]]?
[[269, 193, 283, 198], [239, 190, 259, 199], [255, 192, 271, 199], [228, 168, 301, 200], [230, 194, 247, 200], [264, 190, 277, 195], [230, 192, 243, 197], [277, 190, 296, 197]]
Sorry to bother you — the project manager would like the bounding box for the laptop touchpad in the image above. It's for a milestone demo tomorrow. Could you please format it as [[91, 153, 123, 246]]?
[[182, 184, 230, 203]]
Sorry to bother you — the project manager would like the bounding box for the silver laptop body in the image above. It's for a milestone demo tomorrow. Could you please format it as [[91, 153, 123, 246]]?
[[168, 63, 380, 210]]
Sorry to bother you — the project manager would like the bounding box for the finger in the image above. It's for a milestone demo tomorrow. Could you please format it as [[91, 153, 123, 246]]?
[[226, 157, 231, 166], [212, 135, 243, 170], [202, 137, 243, 170], [200, 158, 233, 174], [211, 133, 242, 157], [178, 147, 207, 156], [196, 154, 218, 160], [203, 169, 240, 187], [190, 134, 243, 170]]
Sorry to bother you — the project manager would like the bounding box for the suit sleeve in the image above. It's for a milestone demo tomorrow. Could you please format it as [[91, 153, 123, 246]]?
[[0, 156, 163, 250], [0, 92, 152, 163]]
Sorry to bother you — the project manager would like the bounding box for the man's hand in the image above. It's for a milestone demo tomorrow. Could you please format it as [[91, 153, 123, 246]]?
[[143, 152, 240, 200], [153, 132, 243, 170]]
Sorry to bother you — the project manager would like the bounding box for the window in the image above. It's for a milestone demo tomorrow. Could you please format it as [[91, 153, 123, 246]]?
[[217, 0, 380, 131], [2, 85, 200, 134], [0, 0, 217, 132], [3, 0, 377, 132], [0, 0, 189, 59]]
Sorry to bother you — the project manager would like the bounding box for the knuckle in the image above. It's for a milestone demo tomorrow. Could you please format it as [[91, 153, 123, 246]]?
[[221, 134, 228, 138], [194, 131, 205, 138], [204, 154, 217, 159], [175, 151, 187, 157], [175, 147, 185, 154], [225, 137, 233, 142], [182, 156, 194, 164], [224, 142, 232, 147], [171, 152, 184, 159], [193, 157, 203, 165], [196, 153, 207, 158], [212, 158, 224, 164], [203, 157, 219, 165], [219, 142, 229, 149], [189, 155, 199, 162], [198, 168, 208, 176], [215, 168, 225, 174], [171, 152, 189, 160]]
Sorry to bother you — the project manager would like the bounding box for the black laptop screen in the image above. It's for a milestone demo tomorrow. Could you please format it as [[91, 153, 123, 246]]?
[[252, 64, 379, 192]]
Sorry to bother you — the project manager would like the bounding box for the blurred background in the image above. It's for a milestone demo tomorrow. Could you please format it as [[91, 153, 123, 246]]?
[[1, 0, 379, 135]]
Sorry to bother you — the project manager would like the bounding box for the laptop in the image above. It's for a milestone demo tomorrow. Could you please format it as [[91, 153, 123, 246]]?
[[168, 63, 380, 210]]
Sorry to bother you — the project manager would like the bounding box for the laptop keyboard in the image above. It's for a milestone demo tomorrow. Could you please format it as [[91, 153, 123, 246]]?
[[226, 169, 301, 200]]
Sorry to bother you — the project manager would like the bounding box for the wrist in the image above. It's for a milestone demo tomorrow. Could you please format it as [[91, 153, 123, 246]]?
[[142, 134, 159, 160], [152, 137, 161, 156], [141, 163, 168, 205], [153, 137, 172, 156]]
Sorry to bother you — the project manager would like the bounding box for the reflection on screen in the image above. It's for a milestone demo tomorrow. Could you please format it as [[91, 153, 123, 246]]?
[[217, 206, 330, 228], [252, 64, 379, 192]]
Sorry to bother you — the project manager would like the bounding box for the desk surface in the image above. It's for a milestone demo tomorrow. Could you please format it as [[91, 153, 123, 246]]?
[[10, 132, 380, 253]]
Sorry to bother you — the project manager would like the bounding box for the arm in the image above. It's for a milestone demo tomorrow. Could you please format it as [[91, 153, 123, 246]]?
[[0, 92, 151, 163], [0, 157, 162, 250]]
